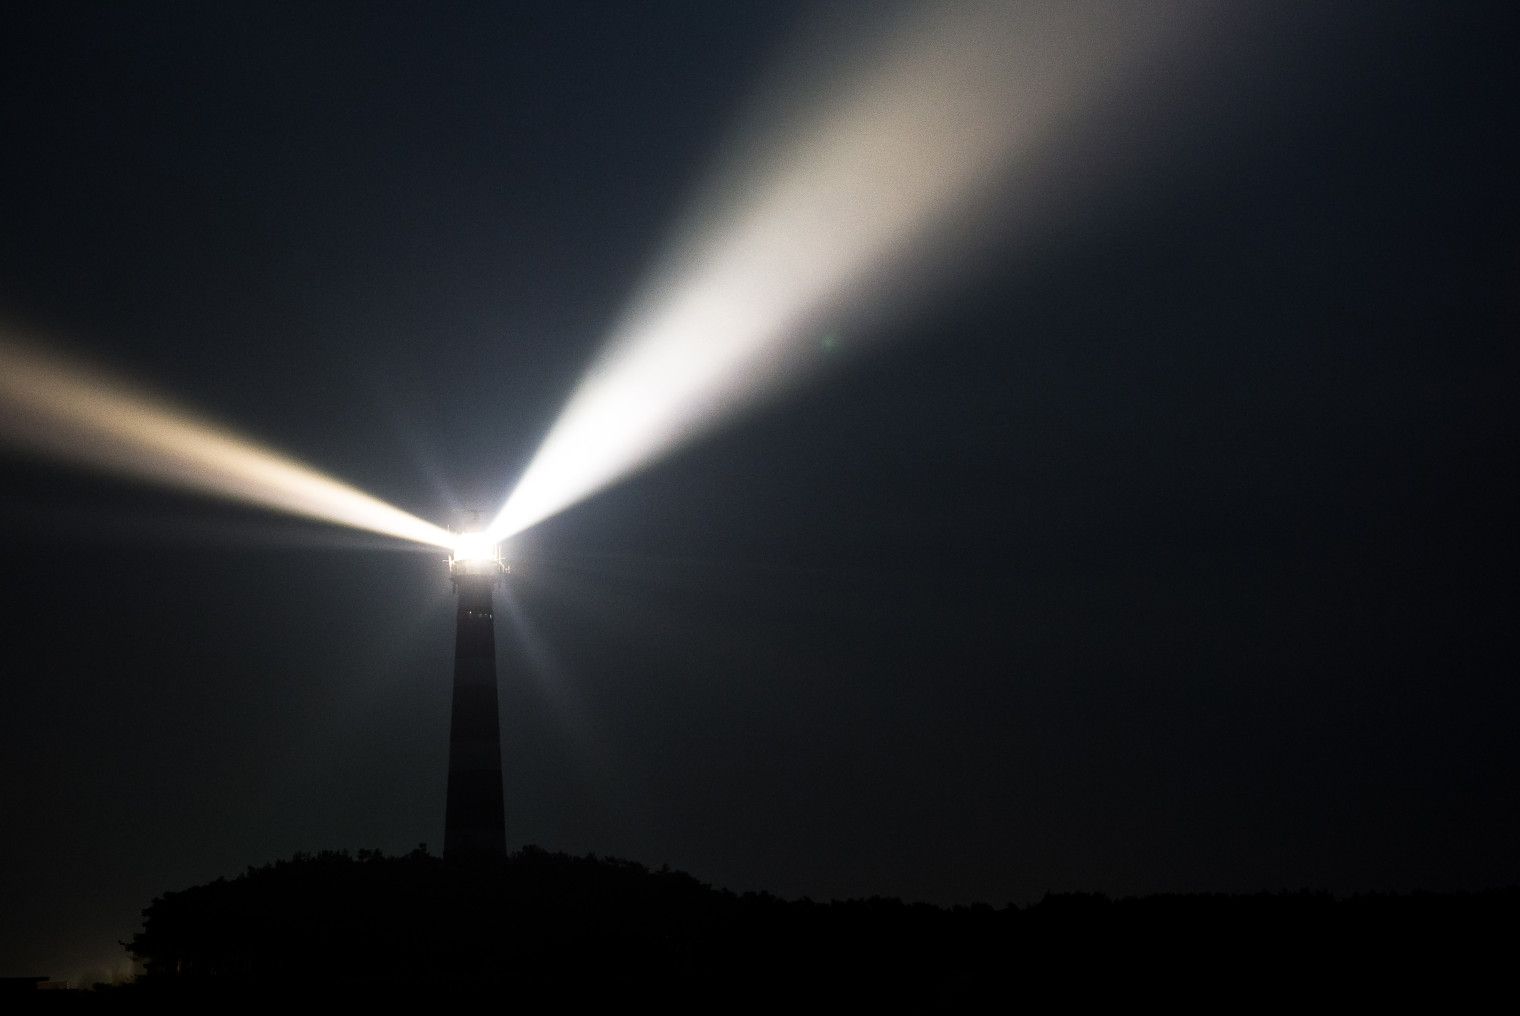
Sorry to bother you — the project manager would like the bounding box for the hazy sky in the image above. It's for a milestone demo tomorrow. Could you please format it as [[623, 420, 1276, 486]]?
[[1, 1, 1516, 985]]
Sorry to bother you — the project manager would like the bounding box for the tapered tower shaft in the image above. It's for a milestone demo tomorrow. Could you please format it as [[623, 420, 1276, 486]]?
[[444, 572, 507, 860]]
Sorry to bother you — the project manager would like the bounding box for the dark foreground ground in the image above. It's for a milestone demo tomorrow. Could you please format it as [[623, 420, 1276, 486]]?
[[47, 847, 1520, 1001]]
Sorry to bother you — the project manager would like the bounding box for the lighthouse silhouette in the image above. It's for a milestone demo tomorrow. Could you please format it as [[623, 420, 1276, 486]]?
[[443, 529, 508, 860]]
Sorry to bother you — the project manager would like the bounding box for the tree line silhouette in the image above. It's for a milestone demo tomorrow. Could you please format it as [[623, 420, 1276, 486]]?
[[119, 847, 1516, 1000]]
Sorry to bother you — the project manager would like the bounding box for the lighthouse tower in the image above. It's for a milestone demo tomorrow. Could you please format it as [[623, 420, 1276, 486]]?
[[444, 533, 507, 860]]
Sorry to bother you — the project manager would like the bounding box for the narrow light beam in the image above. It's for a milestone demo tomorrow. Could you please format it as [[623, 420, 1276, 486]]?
[[0, 337, 455, 550], [490, 1, 1212, 541]]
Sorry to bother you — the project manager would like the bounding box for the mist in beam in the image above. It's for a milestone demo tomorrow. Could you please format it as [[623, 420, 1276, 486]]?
[[488, 0, 1220, 542], [0, 336, 455, 551]]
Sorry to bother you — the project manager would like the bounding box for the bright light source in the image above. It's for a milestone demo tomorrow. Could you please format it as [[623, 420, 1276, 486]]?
[[0, 336, 455, 550], [452, 532, 497, 562], [488, 1, 1217, 542], [448, 531, 507, 582]]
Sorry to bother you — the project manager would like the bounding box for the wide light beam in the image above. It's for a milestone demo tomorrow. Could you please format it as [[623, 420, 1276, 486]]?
[[489, 0, 1211, 541]]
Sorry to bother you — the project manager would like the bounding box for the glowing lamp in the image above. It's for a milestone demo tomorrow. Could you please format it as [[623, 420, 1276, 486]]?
[[453, 532, 496, 561], [449, 531, 506, 582]]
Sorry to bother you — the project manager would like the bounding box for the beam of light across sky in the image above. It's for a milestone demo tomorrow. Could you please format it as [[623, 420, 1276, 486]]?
[[0, 337, 456, 551], [488, 0, 1214, 541]]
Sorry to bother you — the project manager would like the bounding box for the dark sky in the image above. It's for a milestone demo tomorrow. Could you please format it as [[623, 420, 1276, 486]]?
[[2, 1, 1517, 983]]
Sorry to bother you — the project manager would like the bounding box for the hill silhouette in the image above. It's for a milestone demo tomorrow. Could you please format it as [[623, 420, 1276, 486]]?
[[119, 847, 1516, 1001]]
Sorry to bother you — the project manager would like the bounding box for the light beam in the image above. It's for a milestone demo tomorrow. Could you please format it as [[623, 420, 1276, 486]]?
[[489, 0, 1217, 541], [0, 336, 454, 550]]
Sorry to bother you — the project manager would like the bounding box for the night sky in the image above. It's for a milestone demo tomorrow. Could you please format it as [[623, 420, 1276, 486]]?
[[2, 1, 1517, 984]]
